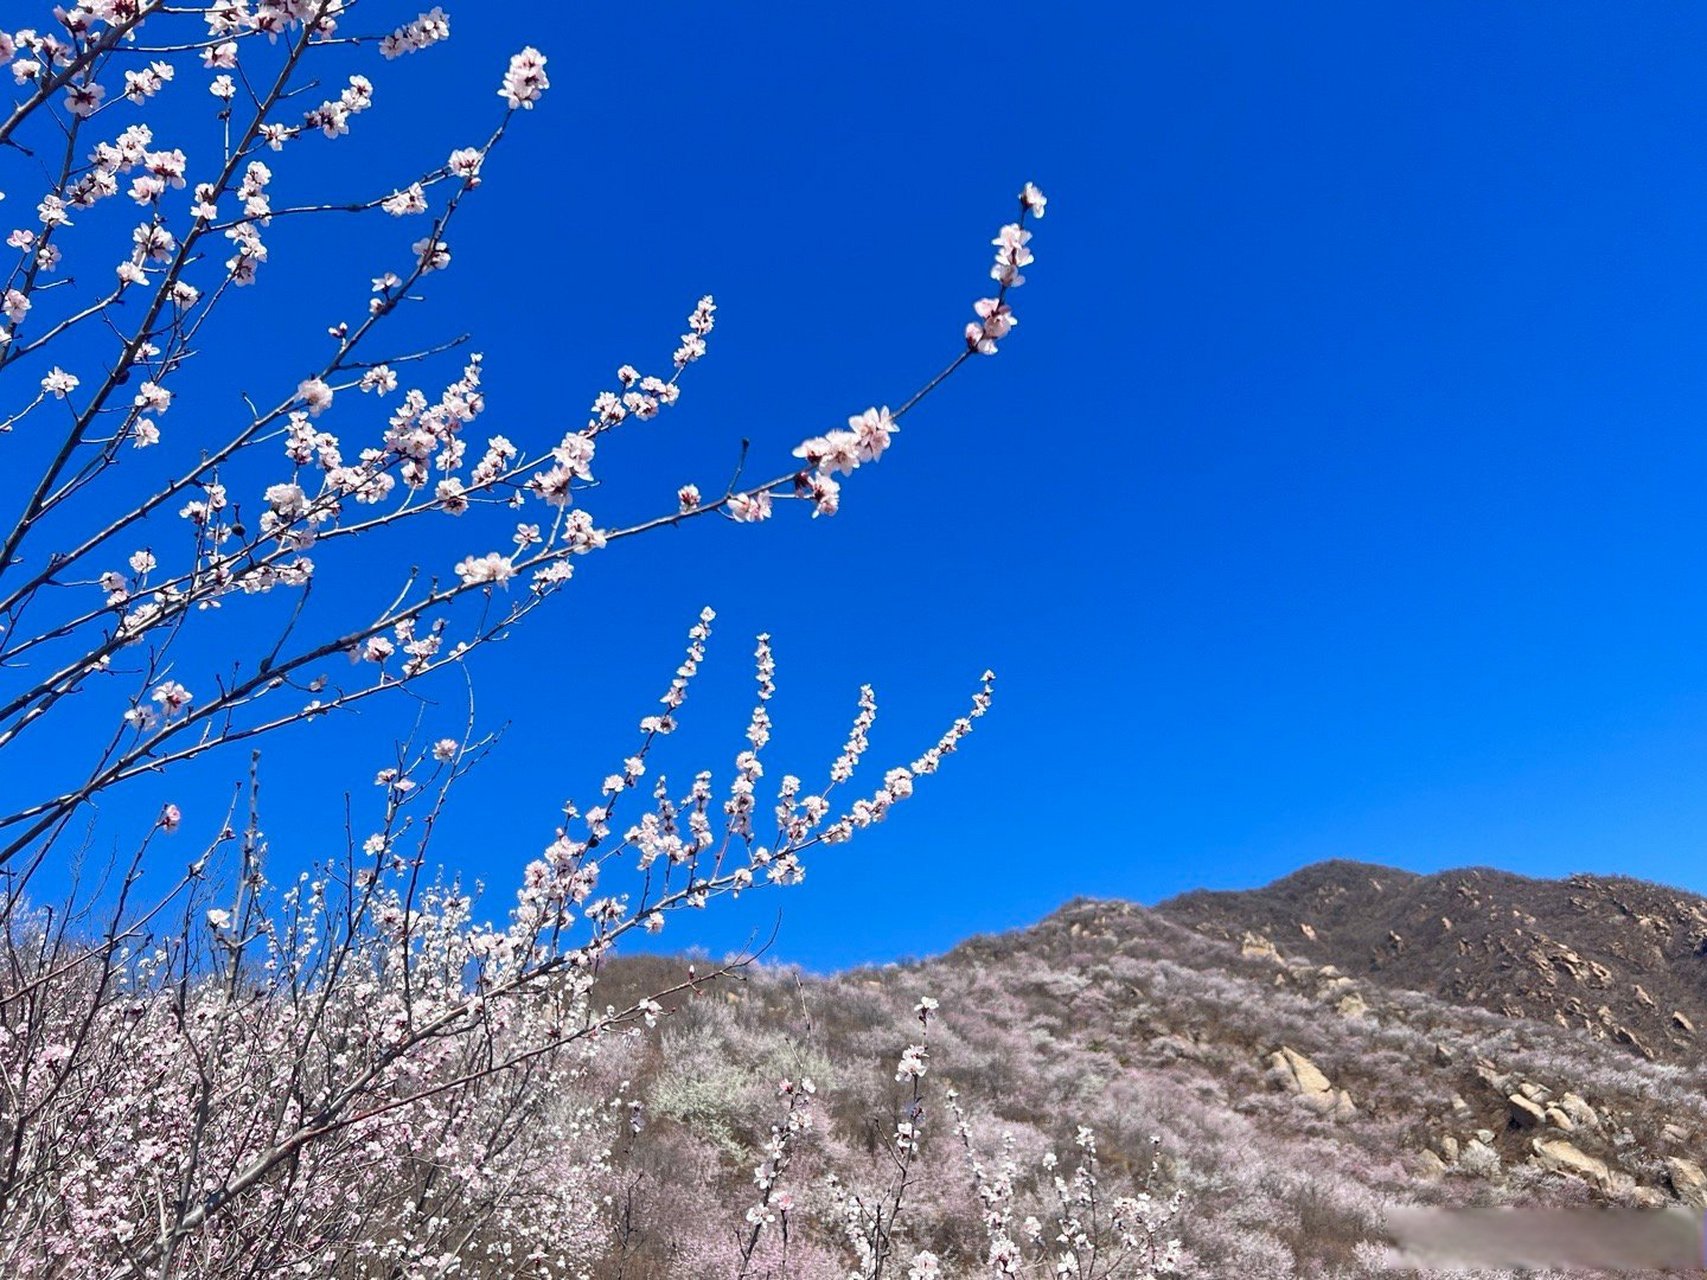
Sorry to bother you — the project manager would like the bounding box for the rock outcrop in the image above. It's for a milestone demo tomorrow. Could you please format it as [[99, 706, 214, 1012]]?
[[1530, 1138, 1621, 1192], [1268, 1046, 1357, 1119], [1666, 1157, 1707, 1209]]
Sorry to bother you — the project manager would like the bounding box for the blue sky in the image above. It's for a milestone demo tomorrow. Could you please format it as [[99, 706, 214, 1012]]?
[[15, 3, 1707, 970]]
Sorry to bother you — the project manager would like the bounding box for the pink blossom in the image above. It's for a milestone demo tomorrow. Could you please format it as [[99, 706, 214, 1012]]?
[[64, 80, 104, 116], [40, 367, 78, 397], [849, 405, 897, 462], [448, 147, 483, 183], [499, 47, 550, 109], [896, 1044, 929, 1080], [793, 430, 862, 477], [151, 680, 192, 717], [454, 551, 516, 587], [296, 378, 333, 416], [808, 473, 840, 517], [728, 491, 772, 523], [381, 7, 450, 59], [412, 234, 451, 272]]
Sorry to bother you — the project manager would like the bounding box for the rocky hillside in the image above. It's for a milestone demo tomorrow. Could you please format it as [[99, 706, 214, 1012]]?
[[591, 863, 1707, 1277], [1158, 860, 1707, 1063]]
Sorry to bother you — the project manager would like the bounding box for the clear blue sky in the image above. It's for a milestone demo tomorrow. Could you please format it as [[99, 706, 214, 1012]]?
[[17, 3, 1707, 970]]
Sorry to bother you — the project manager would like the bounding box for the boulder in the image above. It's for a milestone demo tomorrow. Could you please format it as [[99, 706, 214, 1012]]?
[[1666, 1157, 1707, 1209], [1336, 993, 1368, 1018], [1474, 1061, 1510, 1093], [1241, 932, 1281, 962], [1268, 1046, 1355, 1119], [1270, 1046, 1332, 1096], [1612, 1025, 1655, 1059], [1508, 1094, 1546, 1129], [1531, 1138, 1615, 1191]]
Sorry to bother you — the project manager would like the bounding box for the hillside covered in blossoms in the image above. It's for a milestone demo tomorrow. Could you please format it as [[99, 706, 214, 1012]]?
[[586, 862, 1707, 1277]]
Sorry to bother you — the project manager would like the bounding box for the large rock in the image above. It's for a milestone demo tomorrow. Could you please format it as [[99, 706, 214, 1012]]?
[[1473, 1059, 1511, 1093], [1416, 1150, 1448, 1179], [1666, 1157, 1707, 1208], [1531, 1138, 1621, 1192], [1270, 1045, 1331, 1095], [1268, 1046, 1356, 1118], [1241, 931, 1281, 962], [1612, 1025, 1656, 1059], [1508, 1094, 1546, 1129], [1336, 993, 1369, 1018]]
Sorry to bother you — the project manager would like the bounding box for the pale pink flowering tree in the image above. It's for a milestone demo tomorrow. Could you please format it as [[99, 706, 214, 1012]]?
[[732, 998, 1183, 1278], [0, 0, 1048, 1272]]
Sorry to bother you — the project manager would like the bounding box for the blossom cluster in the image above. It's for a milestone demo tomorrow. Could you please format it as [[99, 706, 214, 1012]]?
[[968, 181, 1047, 355]]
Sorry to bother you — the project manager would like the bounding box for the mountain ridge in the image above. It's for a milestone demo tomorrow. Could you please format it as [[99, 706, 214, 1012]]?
[[1152, 859, 1707, 1064]]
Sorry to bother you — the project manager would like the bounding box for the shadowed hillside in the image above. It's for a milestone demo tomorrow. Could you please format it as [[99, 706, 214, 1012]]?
[[1158, 860, 1707, 1064]]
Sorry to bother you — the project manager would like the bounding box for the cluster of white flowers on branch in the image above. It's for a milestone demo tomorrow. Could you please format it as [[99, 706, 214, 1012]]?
[[0, 0, 1052, 1272]]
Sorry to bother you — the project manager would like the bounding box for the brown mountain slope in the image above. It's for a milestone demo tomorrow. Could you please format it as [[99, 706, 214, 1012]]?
[[1157, 859, 1707, 1062], [592, 887, 1707, 1277]]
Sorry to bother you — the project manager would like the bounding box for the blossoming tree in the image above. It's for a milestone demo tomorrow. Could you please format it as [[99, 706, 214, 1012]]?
[[0, 0, 1048, 1274]]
